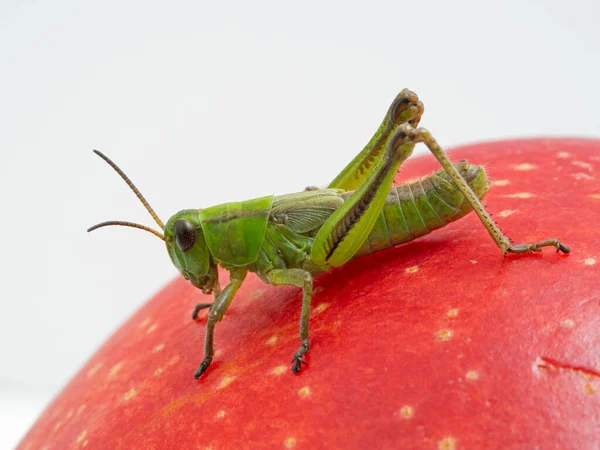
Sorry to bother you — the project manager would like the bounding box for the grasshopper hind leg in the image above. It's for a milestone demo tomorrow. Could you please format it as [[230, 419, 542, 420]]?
[[327, 89, 423, 191], [395, 122, 570, 256]]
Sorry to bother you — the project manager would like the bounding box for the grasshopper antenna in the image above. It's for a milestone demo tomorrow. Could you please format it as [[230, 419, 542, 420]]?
[[87, 221, 165, 241], [88, 150, 165, 240], [92, 149, 165, 229]]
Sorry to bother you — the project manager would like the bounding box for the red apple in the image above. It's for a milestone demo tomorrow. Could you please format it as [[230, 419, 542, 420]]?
[[18, 138, 600, 450]]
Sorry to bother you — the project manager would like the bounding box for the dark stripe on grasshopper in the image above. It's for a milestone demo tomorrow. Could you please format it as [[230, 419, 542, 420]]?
[[202, 209, 267, 223], [351, 161, 490, 258], [325, 156, 395, 261]]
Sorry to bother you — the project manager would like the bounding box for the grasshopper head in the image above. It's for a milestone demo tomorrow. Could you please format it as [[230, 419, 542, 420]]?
[[164, 210, 213, 291], [88, 150, 215, 293]]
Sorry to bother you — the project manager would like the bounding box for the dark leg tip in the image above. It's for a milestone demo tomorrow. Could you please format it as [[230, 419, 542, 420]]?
[[290, 339, 309, 374], [291, 357, 306, 374], [558, 243, 570, 254], [291, 360, 301, 373], [193, 358, 212, 379]]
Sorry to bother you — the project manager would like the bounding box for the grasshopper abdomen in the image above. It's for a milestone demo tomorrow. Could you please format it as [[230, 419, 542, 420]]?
[[354, 161, 489, 257]]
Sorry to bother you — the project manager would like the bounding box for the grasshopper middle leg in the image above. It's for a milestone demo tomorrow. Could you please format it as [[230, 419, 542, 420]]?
[[265, 269, 313, 373]]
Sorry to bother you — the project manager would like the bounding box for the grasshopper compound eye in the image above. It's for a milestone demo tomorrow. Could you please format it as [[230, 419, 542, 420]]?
[[174, 219, 196, 252]]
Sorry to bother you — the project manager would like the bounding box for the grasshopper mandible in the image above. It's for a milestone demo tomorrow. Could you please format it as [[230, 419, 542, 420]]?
[[89, 89, 569, 379]]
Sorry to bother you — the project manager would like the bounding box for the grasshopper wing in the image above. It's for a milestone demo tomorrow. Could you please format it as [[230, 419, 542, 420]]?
[[271, 189, 344, 234]]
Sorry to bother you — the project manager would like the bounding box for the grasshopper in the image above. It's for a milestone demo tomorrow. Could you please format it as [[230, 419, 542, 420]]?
[[89, 89, 569, 379]]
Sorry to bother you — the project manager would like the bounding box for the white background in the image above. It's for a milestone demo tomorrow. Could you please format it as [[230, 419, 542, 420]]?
[[1, 0, 599, 447]]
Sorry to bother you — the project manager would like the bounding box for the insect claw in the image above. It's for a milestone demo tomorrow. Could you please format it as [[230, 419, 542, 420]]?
[[194, 358, 212, 379], [291, 357, 307, 373]]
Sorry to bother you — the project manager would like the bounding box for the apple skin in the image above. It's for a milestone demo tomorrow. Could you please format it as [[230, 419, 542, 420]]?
[[18, 138, 600, 450]]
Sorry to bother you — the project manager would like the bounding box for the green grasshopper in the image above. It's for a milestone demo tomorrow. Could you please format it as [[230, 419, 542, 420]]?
[[89, 89, 569, 379]]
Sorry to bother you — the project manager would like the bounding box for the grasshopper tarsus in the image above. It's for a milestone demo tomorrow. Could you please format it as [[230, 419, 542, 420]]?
[[291, 357, 307, 373], [507, 239, 570, 255], [191, 302, 213, 320], [291, 338, 310, 373], [194, 358, 212, 379], [507, 244, 542, 254]]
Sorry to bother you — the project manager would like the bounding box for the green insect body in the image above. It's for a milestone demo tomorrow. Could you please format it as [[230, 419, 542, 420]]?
[[350, 161, 488, 259], [89, 89, 569, 379]]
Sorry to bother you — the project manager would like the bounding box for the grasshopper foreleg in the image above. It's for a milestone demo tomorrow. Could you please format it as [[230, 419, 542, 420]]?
[[265, 269, 313, 373], [193, 269, 246, 379], [191, 303, 213, 320], [397, 122, 570, 255], [191, 267, 222, 319]]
